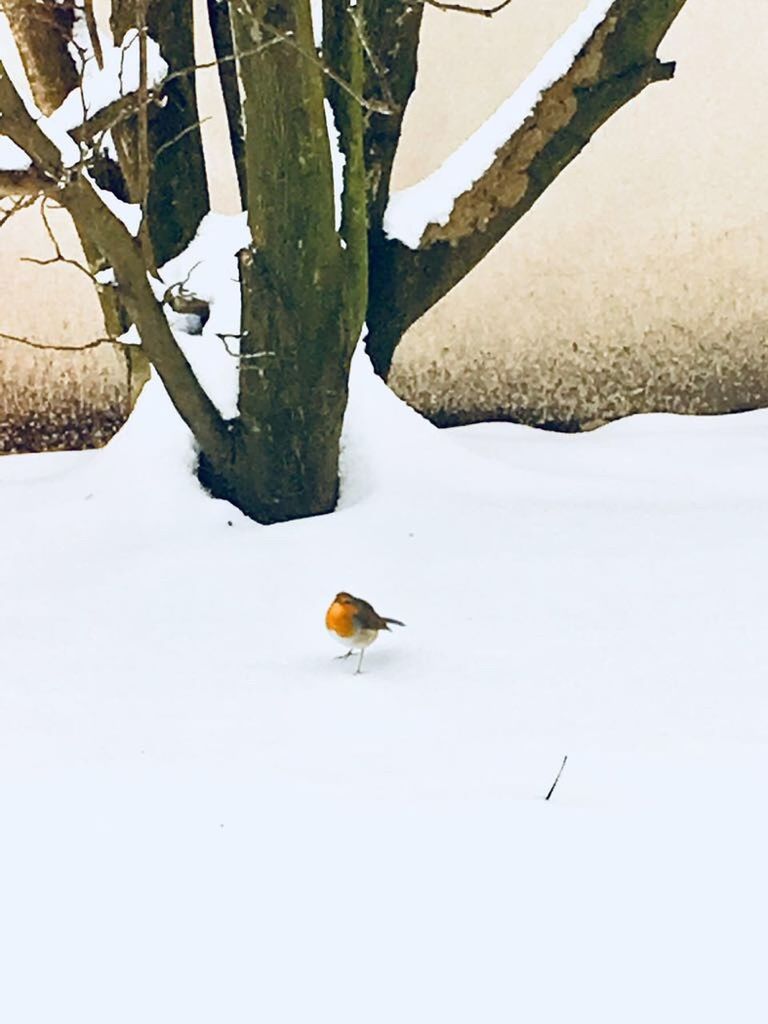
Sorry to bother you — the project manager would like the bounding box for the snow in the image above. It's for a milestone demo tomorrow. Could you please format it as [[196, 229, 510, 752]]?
[[324, 98, 346, 234], [310, 0, 323, 48], [84, 169, 143, 234], [0, 8, 167, 172], [158, 211, 251, 419], [52, 24, 167, 139], [385, 0, 615, 248], [1, 342, 767, 1021], [0, 134, 30, 170]]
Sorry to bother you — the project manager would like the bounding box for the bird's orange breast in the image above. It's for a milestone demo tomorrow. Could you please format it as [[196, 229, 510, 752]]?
[[326, 601, 356, 638]]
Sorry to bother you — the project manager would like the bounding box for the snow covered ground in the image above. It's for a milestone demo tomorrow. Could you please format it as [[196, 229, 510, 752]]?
[[2, 352, 767, 1022]]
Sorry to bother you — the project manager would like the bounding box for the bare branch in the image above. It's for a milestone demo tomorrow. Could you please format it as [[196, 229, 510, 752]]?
[[0, 57, 231, 465], [347, 7, 396, 115], [0, 329, 117, 352], [421, 0, 514, 16], [0, 168, 50, 197], [239, 0, 396, 115], [0, 192, 37, 229], [163, 261, 210, 329], [153, 116, 212, 162], [19, 197, 101, 283], [366, 0, 687, 378]]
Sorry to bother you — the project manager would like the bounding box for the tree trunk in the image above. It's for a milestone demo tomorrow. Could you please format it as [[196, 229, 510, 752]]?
[[199, 248, 349, 523], [1, 0, 77, 115], [111, 0, 209, 266], [206, 0, 359, 523]]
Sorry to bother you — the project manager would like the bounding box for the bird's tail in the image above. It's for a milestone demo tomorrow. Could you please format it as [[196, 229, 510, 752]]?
[[382, 617, 405, 629]]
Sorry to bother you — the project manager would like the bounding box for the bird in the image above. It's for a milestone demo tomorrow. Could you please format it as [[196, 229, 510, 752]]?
[[325, 592, 405, 674]]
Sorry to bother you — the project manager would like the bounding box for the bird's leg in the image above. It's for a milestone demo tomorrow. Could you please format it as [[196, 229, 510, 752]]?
[[335, 650, 354, 660], [355, 649, 365, 675]]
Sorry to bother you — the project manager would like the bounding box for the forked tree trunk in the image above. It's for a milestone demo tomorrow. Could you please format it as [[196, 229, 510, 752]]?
[[0, 0, 689, 526], [198, 0, 363, 523]]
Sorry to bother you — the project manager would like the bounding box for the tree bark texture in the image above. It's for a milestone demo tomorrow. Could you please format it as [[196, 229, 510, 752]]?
[[0, 0, 77, 114], [111, 0, 209, 266], [199, 247, 350, 522], [218, 0, 360, 523]]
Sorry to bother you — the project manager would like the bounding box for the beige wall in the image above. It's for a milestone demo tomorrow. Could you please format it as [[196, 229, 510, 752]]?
[[0, 204, 128, 451], [1, 0, 766, 448]]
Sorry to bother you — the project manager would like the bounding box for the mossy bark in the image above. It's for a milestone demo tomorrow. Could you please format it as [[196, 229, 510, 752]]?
[[206, 0, 365, 523], [111, 0, 209, 266]]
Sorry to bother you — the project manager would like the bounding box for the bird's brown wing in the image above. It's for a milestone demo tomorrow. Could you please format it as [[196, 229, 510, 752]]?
[[352, 597, 389, 631]]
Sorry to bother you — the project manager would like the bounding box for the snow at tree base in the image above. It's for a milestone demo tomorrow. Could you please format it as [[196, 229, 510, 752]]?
[[2, 341, 767, 1022]]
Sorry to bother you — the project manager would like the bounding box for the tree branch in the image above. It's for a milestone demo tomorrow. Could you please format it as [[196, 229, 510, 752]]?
[[366, 0, 687, 378], [0, 328, 115, 352], [0, 57, 232, 466], [19, 196, 101, 283], [420, 0, 514, 17], [361, 0, 424, 233], [0, 192, 38, 229], [0, 168, 50, 197]]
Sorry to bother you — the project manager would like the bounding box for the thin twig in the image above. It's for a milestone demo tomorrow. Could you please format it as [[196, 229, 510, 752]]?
[[544, 755, 568, 801], [347, 7, 396, 113], [421, 0, 515, 16], [0, 193, 38, 229], [215, 332, 275, 361], [153, 116, 212, 162], [238, 0, 396, 115], [0, 329, 117, 352], [20, 197, 100, 283], [271, 25, 395, 115]]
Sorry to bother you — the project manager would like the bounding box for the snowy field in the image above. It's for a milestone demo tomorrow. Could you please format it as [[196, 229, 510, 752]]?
[[2, 352, 767, 1022]]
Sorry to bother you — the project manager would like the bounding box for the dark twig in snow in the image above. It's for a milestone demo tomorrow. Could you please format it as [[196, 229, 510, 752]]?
[[545, 755, 568, 801]]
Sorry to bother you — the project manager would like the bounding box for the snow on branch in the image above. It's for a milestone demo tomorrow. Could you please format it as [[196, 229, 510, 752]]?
[[62, 18, 168, 137], [0, 5, 167, 171], [384, 0, 615, 248], [366, 0, 685, 378]]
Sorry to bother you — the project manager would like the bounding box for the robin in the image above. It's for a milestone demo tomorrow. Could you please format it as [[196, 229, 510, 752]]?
[[325, 592, 405, 674]]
